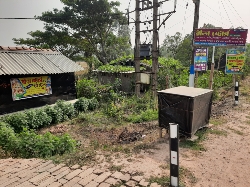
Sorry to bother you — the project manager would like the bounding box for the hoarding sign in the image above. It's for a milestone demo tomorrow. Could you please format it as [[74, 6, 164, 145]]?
[[10, 76, 52, 101], [225, 48, 246, 74], [194, 48, 208, 71], [194, 29, 248, 46]]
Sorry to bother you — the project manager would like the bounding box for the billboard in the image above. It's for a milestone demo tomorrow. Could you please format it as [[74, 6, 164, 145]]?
[[194, 29, 248, 46], [10, 76, 52, 101], [225, 48, 246, 74], [194, 48, 208, 71]]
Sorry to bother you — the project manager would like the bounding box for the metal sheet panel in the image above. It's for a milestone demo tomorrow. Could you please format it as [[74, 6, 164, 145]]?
[[0, 53, 27, 75], [140, 73, 150, 84], [45, 54, 84, 72], [9, 53, 47, 74], [27, 53, 63, 74], [0, 51, 84, 75]]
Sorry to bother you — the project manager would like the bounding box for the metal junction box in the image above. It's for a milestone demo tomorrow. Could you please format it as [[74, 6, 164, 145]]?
[[158, 86, 213, 138]]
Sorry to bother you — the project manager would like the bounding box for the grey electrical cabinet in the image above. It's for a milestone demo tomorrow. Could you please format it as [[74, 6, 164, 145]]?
[[158, 86, 213, 138]]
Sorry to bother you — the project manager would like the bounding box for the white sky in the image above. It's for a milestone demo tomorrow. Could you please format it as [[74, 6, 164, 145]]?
[[0, 0, 249, 47]]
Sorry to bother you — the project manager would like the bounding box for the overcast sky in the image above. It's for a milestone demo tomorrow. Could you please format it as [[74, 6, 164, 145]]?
[[0, 0, 249, 47]]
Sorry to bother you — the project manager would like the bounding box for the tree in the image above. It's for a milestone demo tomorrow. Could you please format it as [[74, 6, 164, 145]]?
[[160, 32, 182, 58], [175, 34, 193, 66], [13, 0, 131, 64]]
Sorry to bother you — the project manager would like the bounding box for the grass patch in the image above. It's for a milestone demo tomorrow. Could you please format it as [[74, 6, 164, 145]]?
[[210, 118, 227, 126], [228, 127, 244, 135], [133, 143, 158, 154], [207, 129, 227, 136], [50, 149, 96, 167], [109, 164, 123, 172], [180, 167, 197, 185], [147, 176, 170, 186], [180, 129, 207, 151]]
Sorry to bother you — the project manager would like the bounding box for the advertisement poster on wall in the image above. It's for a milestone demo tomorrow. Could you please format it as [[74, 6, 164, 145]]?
[[10, 76, 52, 101], [194, 48, 208, 71], [225, 48, 246, 74]]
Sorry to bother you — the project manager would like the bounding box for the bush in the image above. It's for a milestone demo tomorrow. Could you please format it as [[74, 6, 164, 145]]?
[[0, 122, 18, 155], [0, 122, 76, 158], [55, 100, 77, 120], [76, 79, 98, 99], [88, 97, 99, 111], [24, 109, 52, 129], [44, 105, 64, 124], [74, 97, 89, 112], [1, 113, 28, 133]]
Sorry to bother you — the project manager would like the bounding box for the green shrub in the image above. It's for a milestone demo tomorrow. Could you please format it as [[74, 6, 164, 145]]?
[[1, 113, 28, 133], [0, 122, 18, 155], [74, 97, 89, 112], [76, 79, 98, 99], [44, 105, 64, 124], [24, 109, 52, 129], [55, 100, 76, 120], [0, 123, 76, 158], [88, 97, 99, 111]]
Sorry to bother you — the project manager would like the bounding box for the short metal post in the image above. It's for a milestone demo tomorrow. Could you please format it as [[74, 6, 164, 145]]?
[[169, 123, 179, 187], [235, 81, 239, 105]]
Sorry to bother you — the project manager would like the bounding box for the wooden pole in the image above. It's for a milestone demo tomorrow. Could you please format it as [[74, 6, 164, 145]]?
[[195, 71, 198, 87]]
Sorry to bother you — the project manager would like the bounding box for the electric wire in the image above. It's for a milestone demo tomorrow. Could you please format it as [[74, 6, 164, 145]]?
[[220, 0, 233, 27], [181, 2, 188, 36], [226, 0, 248, 28]]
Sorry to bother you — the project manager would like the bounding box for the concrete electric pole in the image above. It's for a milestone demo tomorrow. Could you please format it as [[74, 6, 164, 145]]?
[[189, 0, 200, 87], [135, 0, 141, 96], [152, 0, 159, 99]]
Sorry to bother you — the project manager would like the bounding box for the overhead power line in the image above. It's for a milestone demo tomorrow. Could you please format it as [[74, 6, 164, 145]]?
[[220, 0, 233, 27], [226, 0, 249, 28], [0, 18, 36, 19]]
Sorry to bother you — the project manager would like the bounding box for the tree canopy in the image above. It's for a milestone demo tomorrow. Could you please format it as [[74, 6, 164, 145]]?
[[13, 0, 132, 63]]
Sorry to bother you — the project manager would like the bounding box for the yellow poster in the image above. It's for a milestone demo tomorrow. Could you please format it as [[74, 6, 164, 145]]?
[[10, 76, 52, 101], [225, 48, 246, 74]]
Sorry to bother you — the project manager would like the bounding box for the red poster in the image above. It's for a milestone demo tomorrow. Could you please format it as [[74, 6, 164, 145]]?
[[194, 29, 248, 46]]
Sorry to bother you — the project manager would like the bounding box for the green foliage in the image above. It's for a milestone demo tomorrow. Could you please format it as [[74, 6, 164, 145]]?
[[109, 55, 134, 65], [25, 109, 52, 129], [125, 109, 158, 123], [76, 78, 99, 99], [0, 122, 19, 156], [97, 64, 134, 73], [0, 123, 76, 158], [160, 32, 182, 58], [158, 58, 189, 90], [74, 97, 99, 113], [13, 0, 130, 63], [1, 113, 28, 133], [55, 100, 77, 120], [197, 71, 232, 99], [88, 98, 99, 111], [0, 100, 80, 132], [44, 105, 64, 124], [74, 97, 90, 112]]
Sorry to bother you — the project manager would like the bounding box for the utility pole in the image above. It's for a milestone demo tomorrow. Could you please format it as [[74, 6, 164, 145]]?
[[209, 46, 215, 89], [152, 0, 159, 100], [135, 0, 141, 96], [189, 0, 200, 87]]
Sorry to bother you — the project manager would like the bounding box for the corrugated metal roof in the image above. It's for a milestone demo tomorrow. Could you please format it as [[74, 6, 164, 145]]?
[[45, 54, 83, 73], [0, 47, 84, 75]]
